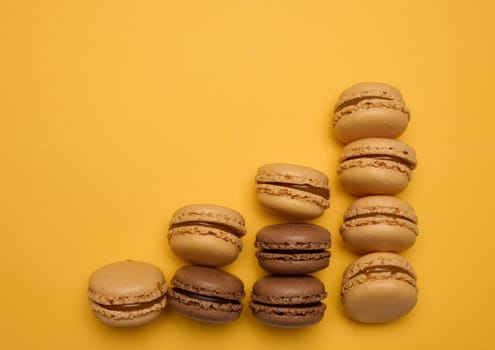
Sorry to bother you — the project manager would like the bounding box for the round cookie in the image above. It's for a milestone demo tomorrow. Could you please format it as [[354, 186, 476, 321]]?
[[255, 163, 330, 219], [340, 195, 418, 253], [167, 265, 245, 323], [250, 275, 327, 328], [88, 260, 167, 327], [337, 138, 417, 196], [341, 252, 418, 323], [333, 82, 410, 144], [255, 223, 331, 274], [168, 204, 246, 266]]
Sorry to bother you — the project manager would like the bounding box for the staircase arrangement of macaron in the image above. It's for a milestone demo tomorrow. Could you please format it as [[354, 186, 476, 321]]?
[[332, 82, 419, 324]]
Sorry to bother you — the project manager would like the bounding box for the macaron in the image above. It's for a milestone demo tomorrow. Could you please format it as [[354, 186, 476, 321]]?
[[333, 82, 410, 144], [337, 138, 417, 196], [88, 260, 167, 327], [340, 195, 419, 253], [255, 163, 330, 219], [250, 275, 327, 328], [167, 265, 245, 323], [255, 223, 331, 274], [341, 252, 418, 323], [168, 204, 246, 266]]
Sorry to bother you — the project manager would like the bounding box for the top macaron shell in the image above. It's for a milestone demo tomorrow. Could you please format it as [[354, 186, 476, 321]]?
[[168, 204, 246, 266], [88, 260, 168, 327], [340, 195, 419, 253], [333, 82, 410, 144], [255, 163, 330, 219], [338, 138, 417, 196]]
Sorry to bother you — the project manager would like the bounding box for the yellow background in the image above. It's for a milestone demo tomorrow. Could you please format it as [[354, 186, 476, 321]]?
[[1, 0, 494, 349]]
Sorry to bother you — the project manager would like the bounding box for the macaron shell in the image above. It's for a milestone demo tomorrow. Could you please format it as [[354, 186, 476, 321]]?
[[256, 190, 327, 219], [255, 223, 331, 249], [168, 232, 241, 266], [169, 204, 246, 236], [344, 195, 418, 223], [338, 163, 410, 196], [334, 105, 409, 144], [335, 82, 405, 108], [251, 275, 326, 304], [256, 251, 330, 274], [167, 289, 242, 323], [256, 163, 329, 188], [249, 302, 326, 328], [89, 299, 166, 327], [341, 279, 417, 323], [341, 224, 417, 253]]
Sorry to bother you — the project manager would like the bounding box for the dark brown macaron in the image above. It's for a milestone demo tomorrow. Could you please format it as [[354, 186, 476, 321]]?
[[167, 265, 245, 323], [255, 223, 331, 275], [250, 275, 327, 328]]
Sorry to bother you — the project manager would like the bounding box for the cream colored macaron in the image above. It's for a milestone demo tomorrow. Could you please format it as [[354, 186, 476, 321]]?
[[333, 82, 410, 144], [341, 252, 418, 323], [255, 163, 330, 219], [88, 260, 167, 327], [337, 138, 417, 196], [340, 196, 419, 253], [168, 204, 246, 266]]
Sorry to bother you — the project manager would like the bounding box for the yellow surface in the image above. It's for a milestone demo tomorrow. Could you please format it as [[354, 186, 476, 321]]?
[[1, 0, 494, 349]]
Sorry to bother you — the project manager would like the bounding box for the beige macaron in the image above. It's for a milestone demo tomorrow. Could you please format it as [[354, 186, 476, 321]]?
[[333, 82, 410, 144], [337, 138, 417, 196], [340, 195, 418, 253], [88, 260, 167, 327], [168, 204, 246, 266], [341, 252, 418, 323], [255, 163, 330, 219]]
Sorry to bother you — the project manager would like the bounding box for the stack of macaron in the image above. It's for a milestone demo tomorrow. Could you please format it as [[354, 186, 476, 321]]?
[[251, 163, 331, 327], [332, 82, 419, 323], [165, 204, 247, 323]]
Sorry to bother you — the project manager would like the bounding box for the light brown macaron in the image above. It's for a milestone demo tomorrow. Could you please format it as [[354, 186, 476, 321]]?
[[88, 260, 167, 327], [168, 204, 246, 267], [255, 163, 330, 219], [333, 82, 410, 144], [340, 196, 419, 254], [341, 252, 418, 324], [337, 138, 417, 196]]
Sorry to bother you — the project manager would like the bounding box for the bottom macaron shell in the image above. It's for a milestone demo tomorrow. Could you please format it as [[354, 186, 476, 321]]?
[[257, 193, 325, 219], [342, 225, 417, 254], [91, 308, 163, 327], [339, 167, 409, 196], [169, 234, 240, 266], [342, 279, 417, 323], [167, 289, 242, 323], [249, 302, 326, 328], [256, 252, 330, 275]]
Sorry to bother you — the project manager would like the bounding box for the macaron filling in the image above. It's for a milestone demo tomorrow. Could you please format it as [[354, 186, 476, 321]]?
[[345, 212, 417, 225], [171, 288, 241, 305], [348, 265, 416, 282], [169, 221, 245, 238], [256, 181, 330, 199], [341, 154, 416, 170], [95, 294, 166, 312], [335, 95, 394, 113]]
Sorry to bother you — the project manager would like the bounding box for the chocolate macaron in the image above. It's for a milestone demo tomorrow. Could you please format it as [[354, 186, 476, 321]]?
[[88, 260, 167, 327], [255, 223, 331, 274], [341, 252, 418, 323], [255, 163, 330, 219], [333, 82, 410, 144], [168, 204, 246, 266], [340, 195, 419, 253], [167, 265, 245, 323], [337, 138, 417, 196], [250, 275, 327, 328]]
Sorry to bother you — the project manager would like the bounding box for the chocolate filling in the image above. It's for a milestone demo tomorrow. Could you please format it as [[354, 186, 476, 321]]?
[[169, 221, 243, 237], [173, 288, 240, 305], [345, 213, 416, 224], [343, 154, 416, 170], [97, 294, 165, 312], [335, 96, 394, 112], [261, 249, 327, 254], [252, 301, 324, 308], [349, 265, 416, 281], [258, 182, 330, 200]]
